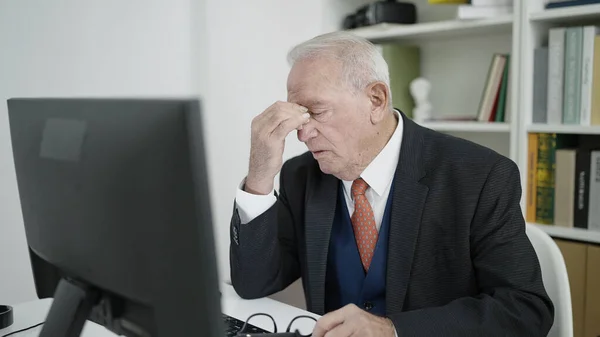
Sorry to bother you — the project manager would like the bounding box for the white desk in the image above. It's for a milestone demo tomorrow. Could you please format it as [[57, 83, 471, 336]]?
[[0, 284, 319, 336]]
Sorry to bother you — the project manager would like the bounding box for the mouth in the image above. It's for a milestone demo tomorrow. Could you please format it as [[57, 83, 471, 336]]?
[[311, 150, 327, 157]]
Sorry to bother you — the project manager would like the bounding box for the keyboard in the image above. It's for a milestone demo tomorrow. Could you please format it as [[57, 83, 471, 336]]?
[[223, 314, 270, 336], [0, 316, 268, 337]]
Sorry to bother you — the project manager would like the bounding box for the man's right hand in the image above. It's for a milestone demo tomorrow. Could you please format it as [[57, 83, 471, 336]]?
[[245, 101, 310, 195]]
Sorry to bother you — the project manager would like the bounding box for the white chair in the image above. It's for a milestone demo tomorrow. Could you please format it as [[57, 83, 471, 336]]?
[[525, 224, 573, 337]]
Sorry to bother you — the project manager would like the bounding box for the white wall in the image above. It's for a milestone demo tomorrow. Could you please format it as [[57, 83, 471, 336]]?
[[0, 0, 364, 307], [0, 0, 202, 304]]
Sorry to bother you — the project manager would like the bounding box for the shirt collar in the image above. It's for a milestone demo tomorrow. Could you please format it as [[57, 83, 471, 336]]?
[[342, 109, 404, 197]]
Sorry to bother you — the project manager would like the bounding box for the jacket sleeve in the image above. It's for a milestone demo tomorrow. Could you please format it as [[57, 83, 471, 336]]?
[[229, 161, 301, 299], [388, 158, 554, 337]]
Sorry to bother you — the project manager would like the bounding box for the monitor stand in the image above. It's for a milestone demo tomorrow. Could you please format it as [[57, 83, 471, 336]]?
[[39, 278, 99, 337]]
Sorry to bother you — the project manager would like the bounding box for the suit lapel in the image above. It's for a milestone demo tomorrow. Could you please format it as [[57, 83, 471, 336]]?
[[386, 114, 429, 315], [305, 168, 338, 315]]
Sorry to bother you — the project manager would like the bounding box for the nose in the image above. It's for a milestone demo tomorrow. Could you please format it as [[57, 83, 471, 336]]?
[[297, 120, 318, 143]]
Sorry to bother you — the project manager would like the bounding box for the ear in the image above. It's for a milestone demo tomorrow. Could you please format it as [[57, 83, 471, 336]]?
[[366, 81, 389, 124]]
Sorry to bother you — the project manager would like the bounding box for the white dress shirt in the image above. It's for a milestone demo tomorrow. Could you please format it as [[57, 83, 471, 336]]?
[[235, 109, 403, 227], [340, 111, 403, 231]]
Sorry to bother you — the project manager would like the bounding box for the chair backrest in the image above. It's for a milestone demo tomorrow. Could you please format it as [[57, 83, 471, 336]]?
[[525, 224, 573, 337]]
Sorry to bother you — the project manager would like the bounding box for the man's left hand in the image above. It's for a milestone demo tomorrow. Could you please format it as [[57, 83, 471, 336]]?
[[312, 304, 396, 337]]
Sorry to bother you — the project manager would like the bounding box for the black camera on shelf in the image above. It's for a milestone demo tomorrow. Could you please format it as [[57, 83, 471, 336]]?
[[343, 0, 417, 29]]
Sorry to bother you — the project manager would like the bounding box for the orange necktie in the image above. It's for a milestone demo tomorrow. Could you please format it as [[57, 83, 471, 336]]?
[[351, 178, 378, 272]]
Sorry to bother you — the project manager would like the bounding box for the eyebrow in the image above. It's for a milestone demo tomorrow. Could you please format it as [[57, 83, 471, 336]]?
[[287, 93, 326, 107]]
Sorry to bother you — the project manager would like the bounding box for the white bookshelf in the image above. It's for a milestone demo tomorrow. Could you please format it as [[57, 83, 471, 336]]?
[[532, 223, 600, 245], [344, 0, 600, 244], [419, 121, 511, 133], [349, 15, 513, 43], [527, 124, 600, 134], [518, 0, 600, 245]]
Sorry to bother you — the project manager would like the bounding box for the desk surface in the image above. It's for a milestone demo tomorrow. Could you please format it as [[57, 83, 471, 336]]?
[[0, 283, 319, 336]]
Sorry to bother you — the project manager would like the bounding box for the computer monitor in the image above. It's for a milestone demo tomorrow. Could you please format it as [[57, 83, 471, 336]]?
[[7, 98, 223, 337]]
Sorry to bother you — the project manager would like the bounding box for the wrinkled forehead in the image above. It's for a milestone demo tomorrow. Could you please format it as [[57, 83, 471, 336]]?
[[287, 57, 344, 102]]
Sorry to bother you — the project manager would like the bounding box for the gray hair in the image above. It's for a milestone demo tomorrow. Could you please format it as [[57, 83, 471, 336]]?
[[287, 31, 392, 107]]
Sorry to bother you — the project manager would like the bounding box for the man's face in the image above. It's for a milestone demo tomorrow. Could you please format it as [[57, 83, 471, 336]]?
[[287, 58, 373, 180]]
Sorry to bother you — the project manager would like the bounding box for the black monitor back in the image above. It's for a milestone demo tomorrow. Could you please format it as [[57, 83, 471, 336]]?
[[7, 98, 223, 337]]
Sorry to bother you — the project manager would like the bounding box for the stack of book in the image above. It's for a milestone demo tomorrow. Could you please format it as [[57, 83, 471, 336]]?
[[526, 133, 600, 231], [532, 25, 600, 125], [455, 0, 513, 19], [475, 53, 511, 122]]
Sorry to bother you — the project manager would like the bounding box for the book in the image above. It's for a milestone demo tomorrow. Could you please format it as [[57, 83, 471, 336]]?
[[504, 68, 512, 123], [536, 133, 557, 224], [533, 47, 549, 123], [592, 35, 600, 125], [589, 150, 600, 231], [574, 149, 591, 229], [547, 27, 565, 125], [579, 26, 599, 126], [477, 54, 507, 122], [527, 133, 539, 222], [563, 26, 583, 124], [554, 149, 576, 227], [495, 55, 510, 122], [457, 5, 513, 19]]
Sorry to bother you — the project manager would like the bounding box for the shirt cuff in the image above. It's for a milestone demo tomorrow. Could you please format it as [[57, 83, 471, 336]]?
[[235, 178, 277, 224], [388, 318, 398, 337]]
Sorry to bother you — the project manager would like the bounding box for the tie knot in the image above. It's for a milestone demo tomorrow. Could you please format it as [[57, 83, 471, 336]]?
[[351, 178, 369, 198]]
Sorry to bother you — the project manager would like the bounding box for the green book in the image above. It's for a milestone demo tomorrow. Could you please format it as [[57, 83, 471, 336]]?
[[563, 26, 583, 124], [495, 54, 510, 122], [536, 133, 557, 224], [378, 44, 421, 118]]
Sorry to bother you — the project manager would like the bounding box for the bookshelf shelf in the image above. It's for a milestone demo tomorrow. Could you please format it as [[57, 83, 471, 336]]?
[[530, 4, 600, 23], [419, 121, 511, 133], [527, 124, 600, 134], [531, 223, 600, 244], [347, 15, 513, 43]]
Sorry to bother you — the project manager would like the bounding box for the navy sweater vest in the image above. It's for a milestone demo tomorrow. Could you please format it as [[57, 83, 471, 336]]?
[[324, 182, 393, 316]]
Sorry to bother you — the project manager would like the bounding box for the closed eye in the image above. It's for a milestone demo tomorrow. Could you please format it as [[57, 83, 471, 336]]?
[[309, 109, 331, 122], [309, 108, 327, 115]]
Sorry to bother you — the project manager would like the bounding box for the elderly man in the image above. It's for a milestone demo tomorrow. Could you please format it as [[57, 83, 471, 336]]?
[[229, 31, 553, 336]]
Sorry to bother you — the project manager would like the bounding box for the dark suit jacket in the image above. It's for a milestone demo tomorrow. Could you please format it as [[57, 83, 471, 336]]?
[[230, 112, 554, 336]]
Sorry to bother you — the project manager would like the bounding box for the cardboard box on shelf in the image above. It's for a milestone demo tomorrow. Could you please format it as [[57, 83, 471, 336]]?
[[555, 239, 588, 337]]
